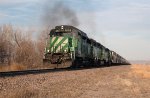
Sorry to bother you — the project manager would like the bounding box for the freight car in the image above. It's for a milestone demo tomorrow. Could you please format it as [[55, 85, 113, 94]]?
[[43, 25, 130, 68]]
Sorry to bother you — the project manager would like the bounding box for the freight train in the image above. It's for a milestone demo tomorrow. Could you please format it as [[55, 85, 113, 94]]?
[[43, 25, 130, 68]]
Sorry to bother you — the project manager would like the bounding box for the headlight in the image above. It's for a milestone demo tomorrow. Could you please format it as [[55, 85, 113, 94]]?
[[47, 49, 50, 52], [61, 26, 64, 29], [64, 49, 67, 53]]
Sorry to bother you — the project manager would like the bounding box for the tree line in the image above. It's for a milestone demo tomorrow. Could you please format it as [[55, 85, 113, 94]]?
[[0, 24, 48, 69]]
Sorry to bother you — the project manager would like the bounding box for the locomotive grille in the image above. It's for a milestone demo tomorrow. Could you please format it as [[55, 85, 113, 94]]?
[[49, 37, 69, 53]]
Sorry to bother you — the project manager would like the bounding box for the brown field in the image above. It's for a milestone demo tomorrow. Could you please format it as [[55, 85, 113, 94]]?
[[0, 64, 150, 98], [0, 64, 27, 72]]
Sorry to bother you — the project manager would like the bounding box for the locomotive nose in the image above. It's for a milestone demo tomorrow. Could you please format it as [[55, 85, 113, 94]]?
[[50, 36, 69, 53]]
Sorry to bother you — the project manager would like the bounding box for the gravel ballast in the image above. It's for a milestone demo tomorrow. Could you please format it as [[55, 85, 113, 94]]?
[[0, 65, 150, 98]]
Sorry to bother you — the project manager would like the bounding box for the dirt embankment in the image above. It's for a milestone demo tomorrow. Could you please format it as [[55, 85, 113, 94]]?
[[0, 65, 150, 98]]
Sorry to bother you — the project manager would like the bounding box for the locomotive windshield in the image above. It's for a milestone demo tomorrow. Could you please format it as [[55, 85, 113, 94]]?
[[49, 25, 73, 37], [50, 32, 72, 37]]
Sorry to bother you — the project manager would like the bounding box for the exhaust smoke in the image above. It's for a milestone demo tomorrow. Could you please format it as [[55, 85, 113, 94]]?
[[42, 1, 79, 29]]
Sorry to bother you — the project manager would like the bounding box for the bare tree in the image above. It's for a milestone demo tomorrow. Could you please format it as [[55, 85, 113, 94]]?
[[0, 24, 50, 70], [0, 24, 14, 65]]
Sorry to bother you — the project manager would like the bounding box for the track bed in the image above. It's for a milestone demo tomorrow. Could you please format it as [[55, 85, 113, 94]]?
[[0, 65, 150, 98]]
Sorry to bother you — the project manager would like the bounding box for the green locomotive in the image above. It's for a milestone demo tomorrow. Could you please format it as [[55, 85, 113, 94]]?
[[43, 25, 130, 68]]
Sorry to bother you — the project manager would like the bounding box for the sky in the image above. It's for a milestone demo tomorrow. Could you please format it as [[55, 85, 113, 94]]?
[[0, 0, 150, 60]]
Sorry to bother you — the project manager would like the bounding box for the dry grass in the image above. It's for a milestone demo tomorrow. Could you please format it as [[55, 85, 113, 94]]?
[[0, 63, 27, 72], [131, 64, 150, 78], [9, 88, 39, 98]]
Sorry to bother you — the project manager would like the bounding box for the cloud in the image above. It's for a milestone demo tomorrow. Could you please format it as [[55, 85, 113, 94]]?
[[97, 6, 150, 38], [0, 12, 10, 18], [0, 0, 39, 4], [0, 0, 42, 26], [77, 0, 150, 40]]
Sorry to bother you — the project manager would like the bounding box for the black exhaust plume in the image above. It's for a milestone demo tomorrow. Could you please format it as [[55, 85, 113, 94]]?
[[42, 1, 79, 29]]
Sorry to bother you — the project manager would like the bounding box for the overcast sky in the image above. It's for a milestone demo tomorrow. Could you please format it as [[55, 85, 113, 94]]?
[[0, 0, 150, 60]]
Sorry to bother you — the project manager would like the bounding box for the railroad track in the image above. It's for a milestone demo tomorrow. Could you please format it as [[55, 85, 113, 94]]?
[[0, 65, 123, 77], [0, 67, 95, 77], [0, 68, 70, 77]]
